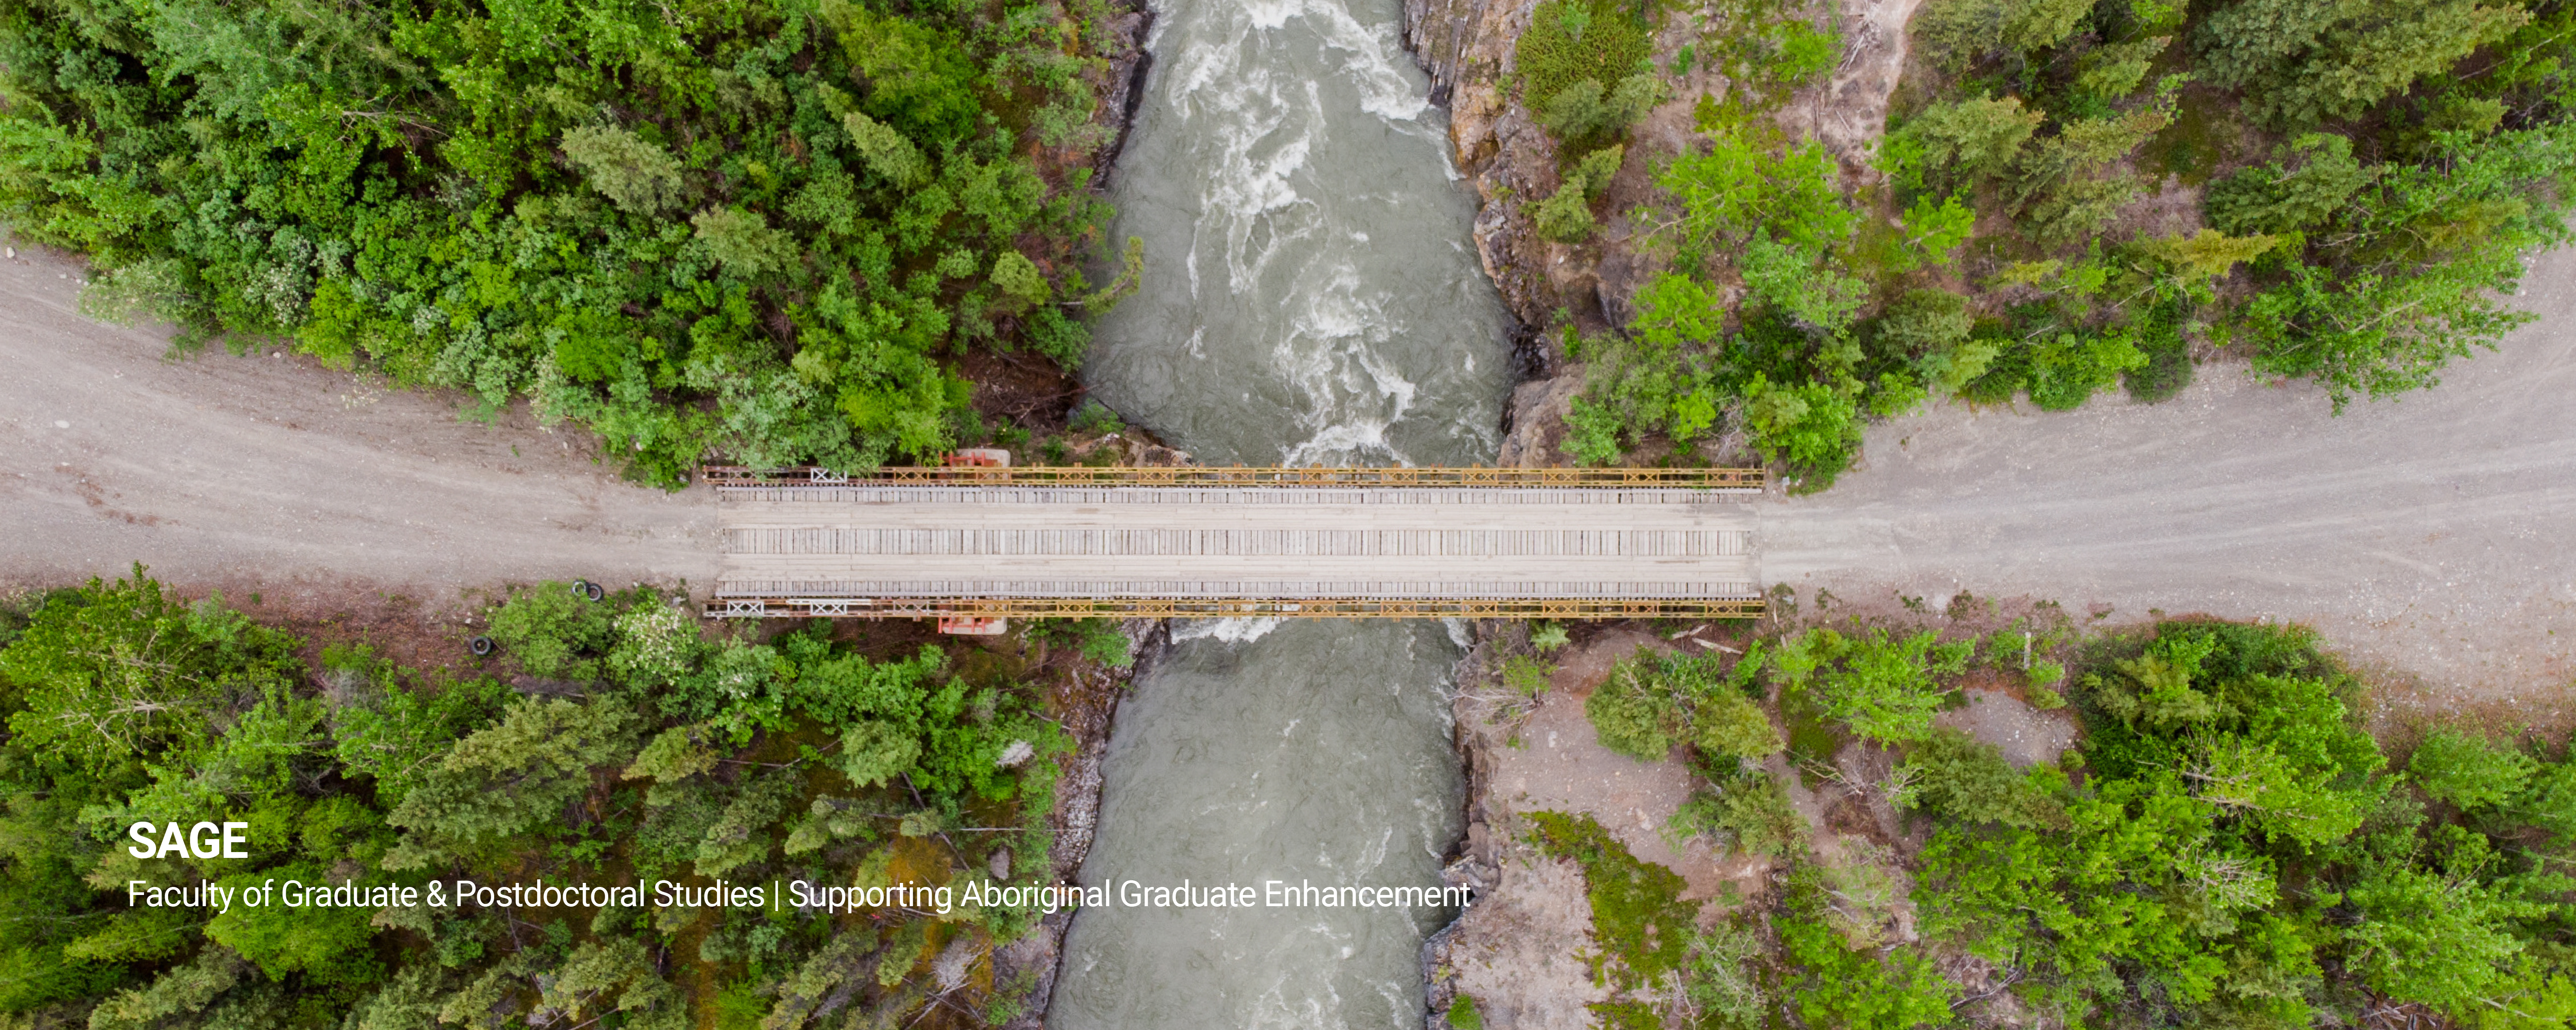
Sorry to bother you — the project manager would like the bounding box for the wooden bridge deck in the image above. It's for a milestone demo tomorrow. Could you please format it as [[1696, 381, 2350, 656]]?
[[710, 475, 1763, 620]]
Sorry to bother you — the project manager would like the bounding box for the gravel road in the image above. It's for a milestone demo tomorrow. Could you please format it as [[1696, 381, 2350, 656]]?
[[0, 243, 718, 606], [1763, 248, 2576, 720], [5, 237, 2569, 716]]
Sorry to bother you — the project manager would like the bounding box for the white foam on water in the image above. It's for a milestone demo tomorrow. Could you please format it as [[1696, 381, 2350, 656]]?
[[1170, 616, 1287, 643]]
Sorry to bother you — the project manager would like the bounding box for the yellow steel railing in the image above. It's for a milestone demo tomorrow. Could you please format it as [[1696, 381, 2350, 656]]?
[[705, 596, 1765, 621], [701, 464, 1766, 490]]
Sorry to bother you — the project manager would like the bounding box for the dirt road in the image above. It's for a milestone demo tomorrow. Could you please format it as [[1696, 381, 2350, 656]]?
[[1763, 248, 2576, 721], [0, 242, 718, 609], [5, 235, 2571, 714]]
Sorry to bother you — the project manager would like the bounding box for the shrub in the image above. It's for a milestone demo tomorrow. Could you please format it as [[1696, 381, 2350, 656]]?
[[1068, 401, 1126, 436], [1899, 728, 2065, 828], [2024, 330, 2148, 410], [1670, 769, 1807, 857], [1773, 21, 1840, 85], [1683, 924, 1769, 1025], [486, 584, 615, 681], [1530, 181, 1598, 243], [1588, 659, 1686, 760], [1503, 655, 1555, 696], [1695, 690, 1784, 761], [1537, 74, 1667, 147], [1445, 993, 1483, 1029], [1515, 0, 1653, 117], [1528, 812, 1697, 989], [608, 602, 704, 689]]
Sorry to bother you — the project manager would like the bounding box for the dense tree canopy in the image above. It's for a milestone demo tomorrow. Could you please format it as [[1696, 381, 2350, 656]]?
[[0, 0, 1138, 484], [1557, 0, 2576, 489], [1566, 616, 2576, 1030], [0, 573, 1080, 1027]]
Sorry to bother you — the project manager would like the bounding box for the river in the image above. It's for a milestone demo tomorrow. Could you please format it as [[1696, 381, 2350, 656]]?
[[1047, 0, 1515, 1022]]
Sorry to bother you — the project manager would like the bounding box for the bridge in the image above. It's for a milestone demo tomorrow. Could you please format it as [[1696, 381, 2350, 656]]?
[[704, 465, 1766, 623]]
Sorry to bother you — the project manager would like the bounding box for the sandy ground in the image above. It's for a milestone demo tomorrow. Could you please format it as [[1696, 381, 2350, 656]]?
[[0, 242, 719, 607], [1763, 247, 2576, 725]]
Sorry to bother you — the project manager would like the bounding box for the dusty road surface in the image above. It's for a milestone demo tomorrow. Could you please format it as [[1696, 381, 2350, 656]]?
[[0, 243, 719, 607], [1763, 248, 2576, 722], [5, 232, 2572, 719]]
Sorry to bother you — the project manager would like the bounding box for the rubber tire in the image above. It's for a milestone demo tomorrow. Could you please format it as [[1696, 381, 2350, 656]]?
[[570, 579, 590, 597], [469, 636, 494, 656], [585, 582, 606, 602]]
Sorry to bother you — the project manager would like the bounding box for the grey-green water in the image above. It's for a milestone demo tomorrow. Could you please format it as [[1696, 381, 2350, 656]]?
[[1048, 0, 1513, 1022]]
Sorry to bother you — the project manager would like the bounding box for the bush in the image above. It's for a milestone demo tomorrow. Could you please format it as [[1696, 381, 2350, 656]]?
[[1516, 0, 1653, 117], [1527, 812, 1697, 989], [1695, 690, 1785, 761], [1503, 655, 1556, 696], [1445, 993, 1484, 1029], [1537, 74, 1667, 148], [1530, 181, 1599, 243], [1588, 659, 1686, 760], [1038, 618, 1132, 668], [486, 584, 614, 681], [1670, 768, 1807, 857], [1899, 728, 2065, 828]]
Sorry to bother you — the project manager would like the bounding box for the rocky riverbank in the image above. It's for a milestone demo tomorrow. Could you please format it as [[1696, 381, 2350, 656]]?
[[1402, 0, 1924, 468], [993, 620, 1167, 1029]]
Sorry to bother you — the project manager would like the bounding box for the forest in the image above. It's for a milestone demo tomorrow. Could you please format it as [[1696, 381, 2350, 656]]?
[[0, 572, 1123, 1028], [1460, 615, 2576, 1029], [1533, 0, 2576, 490], [0, 0, 1139, 485]]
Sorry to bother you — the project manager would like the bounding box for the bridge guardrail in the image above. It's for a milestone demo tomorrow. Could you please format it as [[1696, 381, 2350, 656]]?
[[705, 596, 1766, 621], [700, 464, 1767, 490]]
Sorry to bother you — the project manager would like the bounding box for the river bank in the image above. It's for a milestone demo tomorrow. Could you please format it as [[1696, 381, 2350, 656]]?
[[1400, 0, 1920, 467]]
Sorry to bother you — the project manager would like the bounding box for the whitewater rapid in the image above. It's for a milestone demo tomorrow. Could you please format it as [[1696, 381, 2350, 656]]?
[[1049, 0, 1513, 1022]]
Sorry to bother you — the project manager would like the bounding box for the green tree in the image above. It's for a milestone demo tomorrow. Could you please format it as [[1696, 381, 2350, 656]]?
[[2409, 728, 2537, 809], [2197, 0, 2530, 127], [1876, 288, 1975, 359], [1890, 97, 2044, 194], [2343, 828, 2553, 1013], [1916, 0, 2095, 69], [1536, 73, 1667, 147], [1740, 374, 1864, 488], [2142, 229, 2282, 290], [2205, 132, 2379, 236], [3, 572, 303, 779], [1588, 657, 1687, 760], [1901, 728, 2066, 828], [386, 697, 640, 867], [559, 126, 686, 215], [1768, 627, 1969, 744]]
